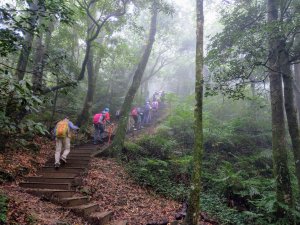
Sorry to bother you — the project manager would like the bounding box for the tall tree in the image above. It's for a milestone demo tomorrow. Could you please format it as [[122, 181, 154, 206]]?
[[267, 0, 294, 219], [184, 0, 204, 224], [206, 0, 300, 203], [15, 0, 39, 81], [32, 18, 55, 93], [294, 63, 300, 120], [97, 1, 159, 157], [76, 0, 129, 126]]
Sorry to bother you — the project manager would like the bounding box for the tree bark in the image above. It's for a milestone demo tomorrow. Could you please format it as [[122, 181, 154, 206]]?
[[184, 0, 204, 224], [32, 19, 55, 93], [281, 43, 300, 192], [32, 34, 44, 93], [294, 63, 300, 121], [99, 2, 158, 157], [76, 46, 96, 127], [267, 0, 294, 219], [15, 0, 39, 81]]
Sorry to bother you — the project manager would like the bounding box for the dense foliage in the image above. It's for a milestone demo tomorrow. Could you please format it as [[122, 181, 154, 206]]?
[[124, 95, 300, 224], [1, 0, 300, 224]]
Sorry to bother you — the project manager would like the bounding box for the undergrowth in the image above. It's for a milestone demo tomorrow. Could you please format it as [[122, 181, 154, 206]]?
[[124, 95, 300, 225], [0, 193, 8, 224]]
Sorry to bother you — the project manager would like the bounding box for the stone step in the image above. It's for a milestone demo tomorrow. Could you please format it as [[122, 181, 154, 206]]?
[[69, 152, 93, 155], [88, 211, 113, 225], [37, 172, 78, 178], [47, 156, 91, 165], [75, 144, 95, 148], [24, 177, 82, 186], [19, 182, 71, 190], [70, 148, 96, 154], [113, 220, 128, 225], [59, 196, 90, 207], [45, 161, 89, 167], [25, 176, 73, 183], [54, 155, 91, 160], [67, 154, 92, 158], [65, 203, 99, 217], [26, 189, 76, 199], [72, 149, 96, 152], [40, 166, 86, 173]]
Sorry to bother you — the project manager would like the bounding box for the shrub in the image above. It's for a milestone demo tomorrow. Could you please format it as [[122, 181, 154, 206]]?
[[169, 156, 192, 185], [122, 141, 146, 161], [201, 192, 248, 225], [127, 158, 187, 200], [137, 135, 178, 160], [0, 194, 8, 224]]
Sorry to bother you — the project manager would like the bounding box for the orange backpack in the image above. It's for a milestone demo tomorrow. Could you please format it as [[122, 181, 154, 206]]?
[[56, 120, 69, 138]]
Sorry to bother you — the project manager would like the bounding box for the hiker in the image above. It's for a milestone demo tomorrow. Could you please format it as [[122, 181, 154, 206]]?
[[54, 117, 79, 169], [143, 101, 152, 125], [103, 107, 110, 123], [137, 106, 144, 129], [152, 100, 159, 112], [115, 109, 121, 121], [152, 91, 159, 101], [93, 111, 105, 145], [131, 107, 139, 130]]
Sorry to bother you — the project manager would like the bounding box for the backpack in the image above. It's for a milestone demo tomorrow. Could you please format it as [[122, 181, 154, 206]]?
[[93, 113, 104, 124], [131, 108, 138, 116], [145, 104, 151, 111], [152, 101, 158, 109], [56, 120, 69, 138]]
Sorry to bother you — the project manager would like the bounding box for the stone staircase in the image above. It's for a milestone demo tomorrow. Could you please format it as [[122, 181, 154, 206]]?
[[19, 143, 127, 225]]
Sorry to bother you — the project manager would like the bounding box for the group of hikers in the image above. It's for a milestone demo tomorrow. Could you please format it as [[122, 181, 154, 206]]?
[[53, 91, 166, 169], [124, 90, 166, 131]]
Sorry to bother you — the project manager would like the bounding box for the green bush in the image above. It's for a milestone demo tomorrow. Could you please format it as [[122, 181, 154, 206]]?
[[201, 192, 248, 225], [137, 135, 177, 160], [127, 158, 187, 200], [0, 194, 8, 224], [122, 141, 146, 161], [169, 156, 192, 185]]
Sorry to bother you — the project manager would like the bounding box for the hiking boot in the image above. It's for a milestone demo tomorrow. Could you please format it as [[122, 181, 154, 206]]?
[[60, 157, 67, 164], [54, 163, 60, 170]]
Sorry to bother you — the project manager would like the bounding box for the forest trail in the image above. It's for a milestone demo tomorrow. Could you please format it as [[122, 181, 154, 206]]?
[[0, 107, 216, 225], [3, 109, 184, 225], [18, 143, 124, 224]]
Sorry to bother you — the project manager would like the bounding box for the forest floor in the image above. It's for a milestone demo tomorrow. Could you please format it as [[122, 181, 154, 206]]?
[[0, 114, 214, 225]]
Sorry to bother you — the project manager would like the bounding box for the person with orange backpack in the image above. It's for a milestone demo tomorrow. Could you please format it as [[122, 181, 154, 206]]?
[[93, 111, 105, 145], [54, 116, 79, 169]]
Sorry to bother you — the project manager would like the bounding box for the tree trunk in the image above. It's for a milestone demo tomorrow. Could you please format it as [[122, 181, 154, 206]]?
[[101, 2, 158, 157], [76, 47, 96, 127], [32, 19, 55, 93], [294, 63, 300, 121], [267, 0, 294, 220], [281, 44, 300, 192], [5, 0, 40, 124], [15, 0, 39, 81], [32, 34, 45, 93], [184, 0, 204, 224]]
